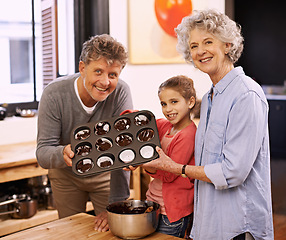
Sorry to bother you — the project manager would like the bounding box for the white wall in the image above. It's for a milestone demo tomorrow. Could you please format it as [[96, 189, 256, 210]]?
[[0, 1, 223, 146], [109, 0, 220, 118]]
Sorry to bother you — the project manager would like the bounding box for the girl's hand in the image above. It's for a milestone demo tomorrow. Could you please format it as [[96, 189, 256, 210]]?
[[123, 165, 139, 171]]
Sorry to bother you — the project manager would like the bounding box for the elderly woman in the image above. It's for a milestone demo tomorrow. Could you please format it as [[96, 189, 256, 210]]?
[[144, 9, 274, 240]]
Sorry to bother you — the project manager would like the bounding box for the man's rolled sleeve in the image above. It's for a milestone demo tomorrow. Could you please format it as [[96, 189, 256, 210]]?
[[204, 163, 228, 190]]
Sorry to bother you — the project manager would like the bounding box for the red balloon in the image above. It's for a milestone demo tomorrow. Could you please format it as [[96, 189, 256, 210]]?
[[154, 0, 193, 37]]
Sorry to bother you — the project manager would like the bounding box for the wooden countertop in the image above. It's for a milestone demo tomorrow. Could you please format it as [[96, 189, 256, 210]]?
[[0, 141, 48, 183], [0, 141, 37, 168], [2, 213, 180, 240]]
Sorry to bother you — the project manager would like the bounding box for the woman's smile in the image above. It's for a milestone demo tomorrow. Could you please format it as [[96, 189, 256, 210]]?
[[200, 57, 212, 63]]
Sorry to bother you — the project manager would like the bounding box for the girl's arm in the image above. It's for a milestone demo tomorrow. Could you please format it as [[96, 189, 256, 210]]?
[[145, 122, 196, 182]]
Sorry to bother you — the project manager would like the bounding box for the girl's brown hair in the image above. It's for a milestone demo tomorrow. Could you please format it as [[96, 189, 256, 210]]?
[[158, 75, 197, 111]]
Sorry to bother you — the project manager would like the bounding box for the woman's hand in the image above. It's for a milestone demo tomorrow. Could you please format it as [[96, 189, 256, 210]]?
[[123, 147, 180, 174], [142, 146, 180, 173]]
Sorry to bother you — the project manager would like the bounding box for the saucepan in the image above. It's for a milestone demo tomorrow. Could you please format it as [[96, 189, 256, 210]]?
[[39, 186, 56, 210], [0, 194, 37, 218], [107, 200, 160, 239]]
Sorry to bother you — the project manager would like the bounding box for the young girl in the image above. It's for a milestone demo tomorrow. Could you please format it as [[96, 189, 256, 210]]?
[[143, 75, 197, 238], [122, 75, 197, 238]]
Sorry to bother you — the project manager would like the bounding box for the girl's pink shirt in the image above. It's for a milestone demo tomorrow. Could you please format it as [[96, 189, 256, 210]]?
[[146, 130, 174, 215], [146, 118, 196, 223]]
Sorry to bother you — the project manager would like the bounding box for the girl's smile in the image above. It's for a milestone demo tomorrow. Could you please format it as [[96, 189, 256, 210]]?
[[159, 88, 195, 132]]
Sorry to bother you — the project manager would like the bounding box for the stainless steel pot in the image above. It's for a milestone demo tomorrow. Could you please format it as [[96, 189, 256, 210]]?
[[106, 200, 160, 239], [28, 175, 49, 187], [39, 186, 56, 210], [0, 194, 37, 218]]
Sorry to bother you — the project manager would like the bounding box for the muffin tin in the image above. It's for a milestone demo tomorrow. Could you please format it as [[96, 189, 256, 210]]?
[[70, 110, 161, 177]]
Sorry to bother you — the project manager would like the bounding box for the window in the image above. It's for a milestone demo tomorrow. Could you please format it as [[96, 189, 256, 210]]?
[[0, 0, 75, 115], [10, 40, 31, 84], [1, 0, 108, 116], [0, 0, 42, 105]]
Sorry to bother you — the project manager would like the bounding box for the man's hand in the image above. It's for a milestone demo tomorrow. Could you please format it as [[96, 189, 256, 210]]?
[[63, 144, 74, 166], [94, 211, 109, 232]]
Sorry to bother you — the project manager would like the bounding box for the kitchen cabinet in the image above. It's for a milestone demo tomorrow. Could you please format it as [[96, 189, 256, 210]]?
[[268, 98, 286, 158], [0, 141, 59, 236], [0, 141, 47, 183]]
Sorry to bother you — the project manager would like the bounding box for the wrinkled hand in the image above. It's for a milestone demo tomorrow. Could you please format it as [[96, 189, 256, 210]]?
[[63, 144, 74, 166], [142, 146, 177, 172], [94, 211, 109, 232]]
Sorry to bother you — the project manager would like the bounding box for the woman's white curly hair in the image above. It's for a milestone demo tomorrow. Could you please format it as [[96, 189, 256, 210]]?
[[175, 9, 244, 64]]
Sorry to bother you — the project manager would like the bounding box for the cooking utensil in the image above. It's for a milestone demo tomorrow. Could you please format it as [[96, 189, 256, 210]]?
[[28, 175, 49, 187], [39, 186, 56, 210], [0, 194, 37, 218], [70, 110, 161, 177], [0, 106, 6, 120], [15, 108, 36, 117], [106, 200, 160, 239]]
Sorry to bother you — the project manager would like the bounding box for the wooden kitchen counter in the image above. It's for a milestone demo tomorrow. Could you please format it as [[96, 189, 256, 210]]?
[[2, 213, 180, 240], [0, 141, 48, 183]]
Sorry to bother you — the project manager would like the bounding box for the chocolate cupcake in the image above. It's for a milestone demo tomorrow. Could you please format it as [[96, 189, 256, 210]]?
[[134, 114, 150, 126], [75, 144, 92, 156], [76, 159, 94, 173], [137, 128, 154, 142], [119, 149, 135, 163], [97, 156, 114, 168], [114, 118, 131, 131], [115, 133, 133, 147], [74, 128, 90, 140], [95, 122, 110, 135], [95, 138, 113, 151]]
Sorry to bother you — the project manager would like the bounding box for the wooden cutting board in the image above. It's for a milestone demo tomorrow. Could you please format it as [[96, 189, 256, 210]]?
[[2, 213, 181, 240]]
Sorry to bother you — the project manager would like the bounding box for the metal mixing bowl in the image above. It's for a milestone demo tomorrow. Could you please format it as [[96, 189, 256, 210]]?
[[107, 200, 160, 239]]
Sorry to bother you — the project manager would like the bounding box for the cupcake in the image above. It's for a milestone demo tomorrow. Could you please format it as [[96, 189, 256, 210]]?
[[75, 144, 92, 156], [134, 114, 149, 126], [74, 128, 90, 140], [115, 134, 133, 147], [137, 128, 154, 142], [97, 156, 114, 168], [95, 122, 110, 135], [76, 159, 94, 173], [95, 138, 113, 151], [114, 118, 131, 131]]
